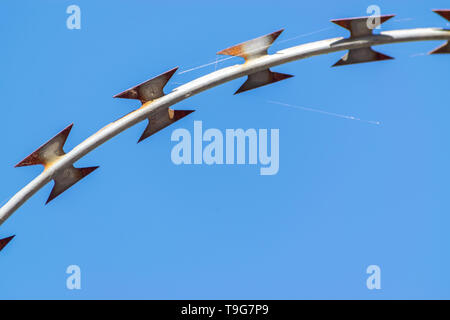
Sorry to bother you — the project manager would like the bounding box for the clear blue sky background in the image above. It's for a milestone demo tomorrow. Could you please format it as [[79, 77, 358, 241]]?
[[0, 0, 449, 299]]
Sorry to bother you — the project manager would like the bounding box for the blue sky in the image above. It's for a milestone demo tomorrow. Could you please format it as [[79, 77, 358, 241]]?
[[0, 0, 449, 299]]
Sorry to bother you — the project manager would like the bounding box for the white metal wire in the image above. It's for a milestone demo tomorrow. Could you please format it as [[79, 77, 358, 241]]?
[[0, 27, 449, 226]]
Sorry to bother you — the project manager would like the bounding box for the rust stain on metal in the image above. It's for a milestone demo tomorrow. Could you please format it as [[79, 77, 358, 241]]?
[[430, 10, 450, 54], [138, 108, 195, 143], [217, 29, 284, 61], [170, 109, 195, 121], [114, 67, 178, 104], [15, 124, 73, 169], [0, 235, 15, 252]]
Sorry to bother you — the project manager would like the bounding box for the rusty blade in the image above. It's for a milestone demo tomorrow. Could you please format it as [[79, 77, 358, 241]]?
[[138, 108, 195, 143], [234, 69, 293, 94], [330, 15, 395, 66], [433, 9, 450, 21], [15, 124, 73, 168], [429, 42, 450, 54], [114, 67, 178, 104], [0, 235, 15, 252], [46, 166, 99, 204], [15, 124, 100, 204], [333, 47, 394, 67], [430, 10, 450, 54], [331, 15, 395, 37], [217, 29, 284, 61]]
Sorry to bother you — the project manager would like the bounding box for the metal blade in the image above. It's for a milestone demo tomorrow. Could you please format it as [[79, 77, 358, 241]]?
[[235, 70, 293, 94], [138, 108, 195, 143], [114, 67, 178, 104]]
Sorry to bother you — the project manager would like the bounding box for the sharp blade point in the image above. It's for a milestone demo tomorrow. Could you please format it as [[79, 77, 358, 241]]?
[[0, 235, 15, 252]]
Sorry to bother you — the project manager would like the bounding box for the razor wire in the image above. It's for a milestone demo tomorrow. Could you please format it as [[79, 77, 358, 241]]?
[[0, 11, 449, 249]]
